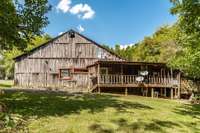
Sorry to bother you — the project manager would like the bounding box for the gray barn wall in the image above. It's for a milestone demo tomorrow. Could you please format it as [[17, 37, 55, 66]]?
[[14, 31, 122, 91]]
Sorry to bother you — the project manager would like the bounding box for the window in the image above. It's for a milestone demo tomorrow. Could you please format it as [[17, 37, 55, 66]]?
[[69, 31, 75, 38], [60, 69, 71, 79], [32, 72, 39, 75]]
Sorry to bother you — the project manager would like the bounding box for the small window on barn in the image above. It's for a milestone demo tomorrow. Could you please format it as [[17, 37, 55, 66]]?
[[59, 69, 71, 79], [69, 31, 75, 38], [32, 72, 39, 75]]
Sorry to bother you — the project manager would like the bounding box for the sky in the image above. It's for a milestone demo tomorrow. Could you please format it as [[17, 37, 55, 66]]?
[[45, 0, 177, 48]]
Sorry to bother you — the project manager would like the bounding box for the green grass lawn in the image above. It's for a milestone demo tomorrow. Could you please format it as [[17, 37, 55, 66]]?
[[0, 92, 200, 133], [0, 80, 13, 89]]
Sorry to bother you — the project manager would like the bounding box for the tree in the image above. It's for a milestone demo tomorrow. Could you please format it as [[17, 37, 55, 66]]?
[[1, 48, 21, 79], [170, 0, 200, 37], [169, 0, 200, 79], [0, 34, 51, 79], [0, 0, 51, 51], [112, 25, 179, 63]]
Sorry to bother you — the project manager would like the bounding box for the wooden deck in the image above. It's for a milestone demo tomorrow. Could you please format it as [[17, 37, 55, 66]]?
[[88, 61, 181, 99], [90, 74, 180, 99], [98, 74, 178, 88]]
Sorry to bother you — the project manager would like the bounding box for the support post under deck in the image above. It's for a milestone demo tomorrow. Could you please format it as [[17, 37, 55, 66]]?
[[174, 88, 177, 98], [171, 88, 173, 99], [97, 63, 100, 94], [125, 87, 128, 96], [98, 87, 101, 94], [164, 88, 166, 97], [161, 88, 163, 97], [151, 88, 154, 98]]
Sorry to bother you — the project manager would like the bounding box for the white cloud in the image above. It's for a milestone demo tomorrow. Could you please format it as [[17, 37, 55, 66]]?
[[70, 4, 95, 19], [120, 43, 134, 49], [56, 0, 95, 20], [58, 32, 64, 35], [77, 25, 85, 33], [56, 0, 71, 13]]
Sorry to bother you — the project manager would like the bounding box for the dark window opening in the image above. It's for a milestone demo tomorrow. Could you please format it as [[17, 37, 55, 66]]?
[[32, 73, 39, 75], [69, 31, 75, 38], [74, 68, 88, 73]]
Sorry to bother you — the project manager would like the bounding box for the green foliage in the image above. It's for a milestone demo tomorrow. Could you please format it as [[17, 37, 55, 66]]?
[[138, 25, 179, 63], [25, 34, 52, 51], [102, 44, 114, 52], [108, 1, 200, 79], [0, 101, 28, 132], [0, 35, 51, 79], [169, 0, 200, 79], [0, 92, 200, 132], [111, 0, 200, 79], [112, 0, 200, 79], [1, 48, 21, 79], [170, 46, 200, 78], [0, 0, 51, 51], [113, 45, 134, 61], [170, 0, 200, 36], [111, 25, 179, 63], [0, 80, 13, 89]]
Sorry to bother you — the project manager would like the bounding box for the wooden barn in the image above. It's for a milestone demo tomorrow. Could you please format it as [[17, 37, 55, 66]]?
[[14, 29, 181, 98], [14, 30, 123, 92]]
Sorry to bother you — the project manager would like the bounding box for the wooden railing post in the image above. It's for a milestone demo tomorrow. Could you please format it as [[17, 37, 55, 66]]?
[[121, 64, 123, 84], [121, 75, 123, 84]]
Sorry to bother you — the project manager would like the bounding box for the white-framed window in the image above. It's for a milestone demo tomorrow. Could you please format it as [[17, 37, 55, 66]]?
[[59, 69, 71, 79]]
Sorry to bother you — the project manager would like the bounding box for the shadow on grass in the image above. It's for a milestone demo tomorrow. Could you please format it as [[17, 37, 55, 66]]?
[[174, 104, 200, 119], [0, 91, 153, 119], [115, 118, 181, 133], [89, 123, 114, 133], [89, 118, 181, 133]]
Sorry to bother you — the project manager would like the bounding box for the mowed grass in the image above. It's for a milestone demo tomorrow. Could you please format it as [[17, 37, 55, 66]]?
[[1, 91, 200, 133], [0, 80, 13, 89]]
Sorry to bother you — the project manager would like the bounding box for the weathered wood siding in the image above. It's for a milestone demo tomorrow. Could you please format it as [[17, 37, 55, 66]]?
[[14, 31, 122, 91]]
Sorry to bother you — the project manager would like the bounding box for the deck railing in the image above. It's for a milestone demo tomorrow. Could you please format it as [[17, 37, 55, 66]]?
[[98, 74, 178, 86]]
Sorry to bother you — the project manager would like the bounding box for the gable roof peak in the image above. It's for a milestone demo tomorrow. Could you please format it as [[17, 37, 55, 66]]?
[[69, 29, 76, 32], [13, 29, 124, 61]]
